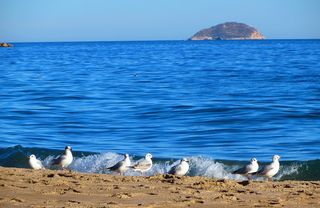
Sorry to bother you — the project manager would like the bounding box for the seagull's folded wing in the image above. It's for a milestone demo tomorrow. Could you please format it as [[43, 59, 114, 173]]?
[[51, 155, 65, 165], [258, 164, 274, 175], [36, 160, 44, 168], [108, 161, 124, 171], [133, 160, 151, 170], [233, 165, 247, 174], [168, 165, 177, 174]]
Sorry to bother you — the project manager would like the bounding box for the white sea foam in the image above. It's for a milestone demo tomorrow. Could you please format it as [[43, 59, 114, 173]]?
[[274, 163, 301, 180], [70, 152, 122, 173], [188, 156, 246, 180], [43, 155, 56, 168]]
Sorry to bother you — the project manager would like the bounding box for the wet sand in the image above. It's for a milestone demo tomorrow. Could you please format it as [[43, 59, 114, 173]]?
[[0, 167, 319, 207]]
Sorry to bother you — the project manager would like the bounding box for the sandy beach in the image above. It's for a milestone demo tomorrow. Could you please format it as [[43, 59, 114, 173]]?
[[0, 167, 319, 207]]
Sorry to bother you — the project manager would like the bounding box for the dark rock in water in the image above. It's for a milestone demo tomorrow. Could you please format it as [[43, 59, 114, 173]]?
[[189, 22, 264, 40], [0, 42, 13, 47]]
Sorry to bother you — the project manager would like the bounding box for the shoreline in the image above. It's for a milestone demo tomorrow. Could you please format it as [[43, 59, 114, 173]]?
[[0, 167, 319, 207]]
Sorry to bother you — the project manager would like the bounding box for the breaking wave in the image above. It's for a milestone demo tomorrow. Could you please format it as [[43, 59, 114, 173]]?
[[0, 145, 319, 181]]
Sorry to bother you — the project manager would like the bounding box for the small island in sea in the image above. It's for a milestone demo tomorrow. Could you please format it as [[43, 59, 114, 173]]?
[[0, 42, 13, 47], [189, 22, 265, 40]]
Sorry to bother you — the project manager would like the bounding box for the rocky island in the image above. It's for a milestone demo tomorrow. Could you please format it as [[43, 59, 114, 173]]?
[[189, 22, 264, 40], [0, 42, 13, 47]]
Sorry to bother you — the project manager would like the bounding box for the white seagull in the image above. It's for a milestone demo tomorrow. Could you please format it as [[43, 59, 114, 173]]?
[[232, 158, 259, 180], [51, 146, 73, 170], [131, 153, 153, 175], [29, 154, 45, 170], [168, 158, 190, 176], [254, 155, 281, 181], [107, 154, 131, 175]]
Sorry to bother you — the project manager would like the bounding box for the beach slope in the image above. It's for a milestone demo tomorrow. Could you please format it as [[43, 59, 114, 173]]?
[[0, 167, 319, 207]]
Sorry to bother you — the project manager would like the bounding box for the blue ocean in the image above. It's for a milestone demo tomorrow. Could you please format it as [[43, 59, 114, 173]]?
[[0, 40, 319, 180]]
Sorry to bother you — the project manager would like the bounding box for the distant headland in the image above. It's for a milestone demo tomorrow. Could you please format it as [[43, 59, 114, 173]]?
[[189, 22, 265, 40]]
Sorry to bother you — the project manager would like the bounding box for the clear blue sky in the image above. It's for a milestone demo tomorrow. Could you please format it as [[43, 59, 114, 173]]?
[[1, 0, 319, 42]]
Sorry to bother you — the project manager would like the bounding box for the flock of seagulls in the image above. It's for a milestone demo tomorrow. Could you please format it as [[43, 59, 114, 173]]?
[[28, 146, 281, 181]]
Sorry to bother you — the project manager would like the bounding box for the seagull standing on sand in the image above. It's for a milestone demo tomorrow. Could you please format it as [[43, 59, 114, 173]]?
[[131, 153, 153, 175], [254, 155, 280, 181], [232, 158, 259, 180], [29, 154, 45, 170], [168, 158, 190, 176], [107, 154, 131, 175], [51, 146, 73, 170]]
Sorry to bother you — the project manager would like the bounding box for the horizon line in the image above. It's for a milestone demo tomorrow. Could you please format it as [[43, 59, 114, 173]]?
[[3, 38, 320, 44]]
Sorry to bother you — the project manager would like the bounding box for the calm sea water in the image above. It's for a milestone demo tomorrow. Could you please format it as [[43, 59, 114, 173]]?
[[0, 40, 319, 180]]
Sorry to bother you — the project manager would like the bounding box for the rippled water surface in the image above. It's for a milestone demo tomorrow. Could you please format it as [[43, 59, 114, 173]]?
[[1, 40, 320, 161]]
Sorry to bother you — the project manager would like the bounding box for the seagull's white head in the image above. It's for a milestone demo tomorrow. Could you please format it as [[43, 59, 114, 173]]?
[[273, 155, 281, 161], [251, 158, 258, 163], [145, 153, 152, 159], [65, 146, 72, 151], [181, 158, 189, 163], [29, 154, 36, 159], [124, 154, 129, 158]]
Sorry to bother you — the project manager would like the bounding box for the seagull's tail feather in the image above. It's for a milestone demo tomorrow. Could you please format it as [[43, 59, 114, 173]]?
[[167, 168, 175, 175], [232, 170, 239, 174], [232, 167, 244, 174], [106, 166, 116, 171], [251, 170, 260, 175]]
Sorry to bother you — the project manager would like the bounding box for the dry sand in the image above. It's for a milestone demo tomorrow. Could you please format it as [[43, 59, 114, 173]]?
[[0, 167, 319, 208]]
